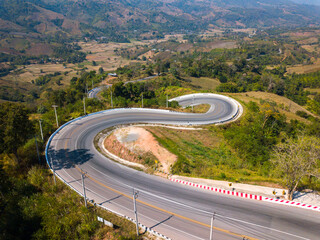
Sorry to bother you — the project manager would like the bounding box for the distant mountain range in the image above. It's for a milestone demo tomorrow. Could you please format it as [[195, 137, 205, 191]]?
[[1, 0, 320, 41]]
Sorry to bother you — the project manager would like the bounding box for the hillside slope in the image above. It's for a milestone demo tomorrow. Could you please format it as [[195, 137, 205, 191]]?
[[0, 0, 320, 41]]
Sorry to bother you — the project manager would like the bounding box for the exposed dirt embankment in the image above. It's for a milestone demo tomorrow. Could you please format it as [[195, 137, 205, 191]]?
[[104, 126, 177, 172], [104, 134, 142, 164]]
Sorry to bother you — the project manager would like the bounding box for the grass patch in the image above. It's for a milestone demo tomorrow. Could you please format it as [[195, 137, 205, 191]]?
[[228, 91, 316, 123], [182, 104, 211, 113], [183, 77, 221, 91], [145, 126, 279, 184]]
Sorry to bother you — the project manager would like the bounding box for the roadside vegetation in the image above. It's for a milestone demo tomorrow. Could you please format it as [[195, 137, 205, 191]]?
[[1, 26, 320, 236], [0, 164, 144, 239], [144, 101, 320, 195], [0, 101, 151, 239]]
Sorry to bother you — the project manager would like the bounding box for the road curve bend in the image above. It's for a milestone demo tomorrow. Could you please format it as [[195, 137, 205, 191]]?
[[46, 94, 320, 240]]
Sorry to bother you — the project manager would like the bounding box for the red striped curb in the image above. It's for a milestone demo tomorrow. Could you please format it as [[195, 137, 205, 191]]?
[[169, 178, 320, 212], [263, 197, 320, 212]]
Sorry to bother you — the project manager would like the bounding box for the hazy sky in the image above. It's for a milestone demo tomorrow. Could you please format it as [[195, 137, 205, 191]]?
[[291, 0, 320, 6]]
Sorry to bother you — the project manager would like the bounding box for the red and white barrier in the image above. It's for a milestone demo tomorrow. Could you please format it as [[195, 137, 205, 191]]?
[[169, 178, 320, 212], [263, 197, 320, 212]]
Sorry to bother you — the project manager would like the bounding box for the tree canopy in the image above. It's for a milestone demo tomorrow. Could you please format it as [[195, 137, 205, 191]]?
[[0, 103, 34, 158], [272, 135, 320, 200]]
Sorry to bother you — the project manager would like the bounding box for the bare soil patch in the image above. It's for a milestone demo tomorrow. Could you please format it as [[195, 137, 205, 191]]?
[[104, 126, 177, 172]]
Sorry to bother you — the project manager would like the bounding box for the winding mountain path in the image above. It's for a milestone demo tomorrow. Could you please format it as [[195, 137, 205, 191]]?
[[46, 93, 320, 240]]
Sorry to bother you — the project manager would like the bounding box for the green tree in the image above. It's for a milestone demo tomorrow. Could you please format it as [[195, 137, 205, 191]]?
[[272, 135, 320, 200], [0, 103, 34, 162], [98, 67, 104, 74]]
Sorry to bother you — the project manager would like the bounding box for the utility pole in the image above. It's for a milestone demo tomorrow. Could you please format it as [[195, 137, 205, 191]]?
[[210, 213, 215, 240], [83, 97, 86, 115], [52, 105, 59, 127], [82, 172, 87, 208], [39, 119, 44, 141], [50, 156, 56, 185], [110, 88, 113, 108], [34, 135, 41, 165], [141, 93, 144, 108], [86, 83, 88, 97], [166, 94, 168, 108], [192, 95, 195, 112], [132, 189, 139, 236], [92, 79, 94, 90]]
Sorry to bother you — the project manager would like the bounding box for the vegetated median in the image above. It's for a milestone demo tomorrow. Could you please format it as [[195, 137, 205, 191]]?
[[101, 122, 282, 186]]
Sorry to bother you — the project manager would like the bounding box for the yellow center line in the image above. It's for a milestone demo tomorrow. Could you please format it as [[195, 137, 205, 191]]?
[[60, 116, 257, 240], [75, 166, 257, 240]]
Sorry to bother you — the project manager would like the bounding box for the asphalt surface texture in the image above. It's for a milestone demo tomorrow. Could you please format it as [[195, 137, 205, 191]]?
[[47, 94, 320, 240]]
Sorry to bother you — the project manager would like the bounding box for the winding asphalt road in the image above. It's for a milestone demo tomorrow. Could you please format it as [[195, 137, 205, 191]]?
[[47, 94, 320, 240]]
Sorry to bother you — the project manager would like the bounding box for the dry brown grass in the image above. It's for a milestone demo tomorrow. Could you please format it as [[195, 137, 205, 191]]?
[[305, 88, 320, 94], [184, 77, 220, 91], [228, 91, 316, 123], [180, 104, 211, 113], [287, 59, 320, 74], [301, 45, 320, 53], [145, 126, 219, 149], [297, 37, 319, 45], [198, 41, 237, 52], [2, 63, 78, 84], [78, 41, 148, 71], [283, 30, 320, 40]]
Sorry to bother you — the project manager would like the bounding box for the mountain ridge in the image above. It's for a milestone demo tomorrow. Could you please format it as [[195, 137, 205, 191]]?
[[0, 0, 320, 42]]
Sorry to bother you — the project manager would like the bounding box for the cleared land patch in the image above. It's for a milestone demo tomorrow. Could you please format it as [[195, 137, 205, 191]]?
[[104, 126, 176, 172], [229, 91, 316, 123], [184, 77, 220, 91], [144, 126, 280, 185], [287, 59, 320, 74], [78, 40, 157, 71]]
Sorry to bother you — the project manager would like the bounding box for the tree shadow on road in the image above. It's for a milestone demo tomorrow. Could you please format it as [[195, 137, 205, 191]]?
[[47, 146, 94, 170]]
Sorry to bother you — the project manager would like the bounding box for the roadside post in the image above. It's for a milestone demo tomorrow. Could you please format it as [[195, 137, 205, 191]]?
[[166, 94, 168, 108], [82, 172, 88, 208], [52, 105, 59, 127], [210, 212, 215, 240], [273, 190, 276, 199], [83, 97, 86, 115], [141, 93, 144, 108], [39, 119, 44, 141], [110, 88, 113, 108], [133, 188, 139, 236]]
